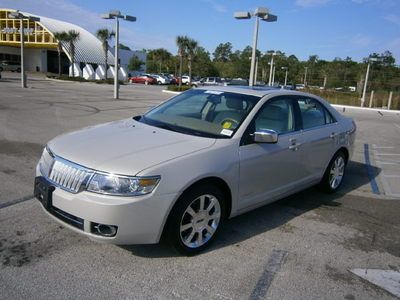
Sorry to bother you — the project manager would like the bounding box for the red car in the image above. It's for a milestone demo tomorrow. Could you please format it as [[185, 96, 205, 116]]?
[[129, 74, 157, 85]]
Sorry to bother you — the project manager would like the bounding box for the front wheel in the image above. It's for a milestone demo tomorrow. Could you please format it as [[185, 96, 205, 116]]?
[[319, 151, 347, 193], [166, 185, 225, 255]]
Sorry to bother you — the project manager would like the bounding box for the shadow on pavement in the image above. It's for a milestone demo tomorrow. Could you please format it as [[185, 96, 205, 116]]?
[[121, 161, 380, 258]]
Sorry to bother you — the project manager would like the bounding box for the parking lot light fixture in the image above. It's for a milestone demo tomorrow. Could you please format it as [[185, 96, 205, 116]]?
[[102, 10, 136, 99], [8, 11, 40, 88], [234, 7, 277, 87], [361, 57, 379, 107]]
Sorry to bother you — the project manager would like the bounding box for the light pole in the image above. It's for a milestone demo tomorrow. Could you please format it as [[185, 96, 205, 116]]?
[[282, 67, 288, 86], [361, 58, 378, 107], [272, 64, 276, 85], [102, 10, 136, 99], [234, 8, 277, 87], [268, 52, 278, 86], [8, 11, 39, 88], [304, 67, 308, 87]]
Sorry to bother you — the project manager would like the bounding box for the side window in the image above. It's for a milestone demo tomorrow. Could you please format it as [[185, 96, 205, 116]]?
[[298, 98, 334, 129], [254, 98, 295, 134]]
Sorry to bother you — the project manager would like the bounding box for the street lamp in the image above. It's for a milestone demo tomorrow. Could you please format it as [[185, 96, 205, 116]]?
[[304, 67, 308, 87], [8, 11, 40, 88], [102, 10, 136, 99], [267, 51, 278, 86], [281, 67, 288, 86], [360, 57, 378, 107], [234, 7, 277, 87]]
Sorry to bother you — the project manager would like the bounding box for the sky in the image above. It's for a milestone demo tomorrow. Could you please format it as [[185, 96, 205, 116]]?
[[0, 0, 399, 63]]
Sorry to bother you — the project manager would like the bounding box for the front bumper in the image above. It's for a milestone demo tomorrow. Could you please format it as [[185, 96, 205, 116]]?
[[35, 172, 177, 245]]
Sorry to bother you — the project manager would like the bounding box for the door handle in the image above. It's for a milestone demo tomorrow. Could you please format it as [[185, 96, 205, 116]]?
[[289, 143, 302, 151], [330, 132, 338, 139]]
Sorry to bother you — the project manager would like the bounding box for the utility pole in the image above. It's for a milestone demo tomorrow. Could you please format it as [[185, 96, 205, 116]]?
[[361, 58, 378, 107], [304, 67, 308, 87]]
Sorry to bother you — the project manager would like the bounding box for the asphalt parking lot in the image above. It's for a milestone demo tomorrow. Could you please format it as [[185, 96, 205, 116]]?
[[1, 72, 400, 299]]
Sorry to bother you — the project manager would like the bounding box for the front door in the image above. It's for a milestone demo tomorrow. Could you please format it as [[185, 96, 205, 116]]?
[[238, 96, 311, 210]]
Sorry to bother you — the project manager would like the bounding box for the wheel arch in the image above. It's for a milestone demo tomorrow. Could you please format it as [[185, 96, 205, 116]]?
[[159, 176, 233, 242]]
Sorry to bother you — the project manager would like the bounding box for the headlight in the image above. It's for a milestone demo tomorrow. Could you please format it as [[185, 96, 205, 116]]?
[[87, 173, 160, 196]]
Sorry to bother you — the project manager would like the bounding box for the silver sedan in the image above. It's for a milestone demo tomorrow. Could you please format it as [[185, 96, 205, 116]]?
[[34, 86, 356, 255]]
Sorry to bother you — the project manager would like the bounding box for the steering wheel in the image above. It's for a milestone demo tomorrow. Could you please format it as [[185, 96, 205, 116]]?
[[220, 118, 239, 129]]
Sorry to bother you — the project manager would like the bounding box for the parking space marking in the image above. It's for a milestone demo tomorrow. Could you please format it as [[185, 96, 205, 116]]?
[[350, 269, 400, 298], [377, 160, 400, 165], [364, 144, 380, 195], [394, 124, 400, 130], [375, 153, 400, 156], [382, 174, 400, 178], [372, 145, 394, 149], [0, 195, 34, 209], [250, 250, 288, 300]]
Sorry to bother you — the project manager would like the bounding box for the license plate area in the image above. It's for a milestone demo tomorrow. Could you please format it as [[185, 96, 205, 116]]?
[[34, 176, 55, 210]]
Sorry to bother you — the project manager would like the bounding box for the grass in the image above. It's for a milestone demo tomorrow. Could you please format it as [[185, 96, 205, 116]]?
[[306, 88, 400, 110]]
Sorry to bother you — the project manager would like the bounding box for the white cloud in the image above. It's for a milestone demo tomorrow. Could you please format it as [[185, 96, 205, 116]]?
[[384, 14, 400, 26], [202, 0, 227, 13], [352, 34, 373, 47], [295, 0, 333, 7]]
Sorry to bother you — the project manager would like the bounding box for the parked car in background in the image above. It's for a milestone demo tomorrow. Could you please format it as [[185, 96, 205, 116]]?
[[0, 60, 21, 72], [34, 86, 355, 255], [129, 74, 157, 85], [151, 74, 170, 85], [225, 78, 249, 86], [192, 77, 224, 87]]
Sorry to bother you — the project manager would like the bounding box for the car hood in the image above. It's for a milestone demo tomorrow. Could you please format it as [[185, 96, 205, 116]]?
[[48, 118, 216, 175]]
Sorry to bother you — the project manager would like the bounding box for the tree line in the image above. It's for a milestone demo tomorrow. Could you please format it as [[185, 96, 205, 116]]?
[[138, 38, 399, 93]]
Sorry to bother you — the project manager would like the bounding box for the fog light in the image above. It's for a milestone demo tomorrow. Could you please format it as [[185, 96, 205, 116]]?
[[92, 223, 118, 237]]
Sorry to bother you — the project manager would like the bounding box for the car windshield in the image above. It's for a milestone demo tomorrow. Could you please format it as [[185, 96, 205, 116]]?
[[140, 89, 260, 138]]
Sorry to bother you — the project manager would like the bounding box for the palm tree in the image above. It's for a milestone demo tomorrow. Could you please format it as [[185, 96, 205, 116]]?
[[53, 31, 68, 78], [176, 35, 189, 89], [65, 30, 80, 77], [186, 38, 198, 85], [96, 28, 115, 79]]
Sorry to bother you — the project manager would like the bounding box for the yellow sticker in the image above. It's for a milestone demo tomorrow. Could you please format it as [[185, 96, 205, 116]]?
[[222, 121, 232, 129]]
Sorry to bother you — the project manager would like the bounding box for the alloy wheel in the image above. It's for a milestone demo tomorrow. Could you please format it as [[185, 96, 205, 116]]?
[[329, 155, 345, 189], [179, 194, 221, 248]]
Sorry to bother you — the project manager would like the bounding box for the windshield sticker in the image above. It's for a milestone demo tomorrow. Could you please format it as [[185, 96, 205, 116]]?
[[204, 90, 223, 95], [220, 129, 233, 136]]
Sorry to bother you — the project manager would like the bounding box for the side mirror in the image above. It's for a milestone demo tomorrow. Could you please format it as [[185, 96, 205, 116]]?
[[254, 129, 278, 143]]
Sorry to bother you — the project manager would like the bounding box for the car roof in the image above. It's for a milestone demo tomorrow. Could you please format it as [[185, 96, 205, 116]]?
[[196, 85, 310, 98]]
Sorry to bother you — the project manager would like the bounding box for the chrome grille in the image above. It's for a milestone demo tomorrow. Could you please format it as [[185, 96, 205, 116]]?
[[48, 158, 93, 193]]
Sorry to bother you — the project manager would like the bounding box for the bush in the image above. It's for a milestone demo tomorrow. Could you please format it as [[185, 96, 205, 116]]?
[[167, 85, 192, 92]]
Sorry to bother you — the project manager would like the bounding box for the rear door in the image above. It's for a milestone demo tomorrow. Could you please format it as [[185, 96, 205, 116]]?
[[296, 96, 339, 178]]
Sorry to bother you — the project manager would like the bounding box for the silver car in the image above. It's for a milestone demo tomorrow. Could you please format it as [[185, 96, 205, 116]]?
[[34, 87, 356, 255]]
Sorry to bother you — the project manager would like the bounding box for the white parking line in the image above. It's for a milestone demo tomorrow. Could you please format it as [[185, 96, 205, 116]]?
[[394, 124, 400, 130], [350, 269, 400, 297], [382, 174, 400, 178], [372, 144, 394, 149], [377, 161, 400, 165], [375, 153, 400, 156]]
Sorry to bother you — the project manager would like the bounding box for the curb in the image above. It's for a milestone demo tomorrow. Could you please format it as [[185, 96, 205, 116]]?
[[162, 90, 182, 95]]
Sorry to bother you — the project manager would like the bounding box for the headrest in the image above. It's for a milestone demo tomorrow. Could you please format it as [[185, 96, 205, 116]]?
[[260, 105, 286, 121], [226, 96, 244, 110]]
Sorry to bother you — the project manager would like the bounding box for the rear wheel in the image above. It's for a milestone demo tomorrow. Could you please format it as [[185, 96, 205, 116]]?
[[166, 184, 225, 255], [319, 151, 347, 193], [16, 68, 21, 73]]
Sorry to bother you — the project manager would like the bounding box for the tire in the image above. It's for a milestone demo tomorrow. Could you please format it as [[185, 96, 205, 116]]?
[[165, 184, 225, 255], [157, 81, 162, 85], [319, 150, 347, 193], [16, 68, 21, 73]]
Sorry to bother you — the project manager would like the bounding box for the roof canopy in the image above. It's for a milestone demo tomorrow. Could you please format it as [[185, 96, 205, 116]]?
[[0, 8, 115, 65]]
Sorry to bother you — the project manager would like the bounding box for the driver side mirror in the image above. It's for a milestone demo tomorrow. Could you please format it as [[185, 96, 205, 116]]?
[[254, 129, 278, 143]]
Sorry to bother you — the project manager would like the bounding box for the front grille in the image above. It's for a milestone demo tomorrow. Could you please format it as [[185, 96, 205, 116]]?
[[48, 158, 93, 193], [39, 148, 93, 193]]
